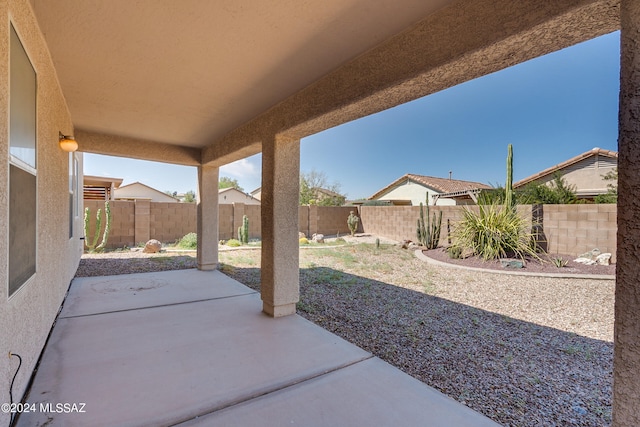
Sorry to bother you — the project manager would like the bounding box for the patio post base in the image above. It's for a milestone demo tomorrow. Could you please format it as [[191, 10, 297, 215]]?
[[263, 301, 296, 317]]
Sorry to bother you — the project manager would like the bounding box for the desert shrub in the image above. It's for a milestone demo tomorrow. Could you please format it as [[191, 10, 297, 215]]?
[[447, 246, 463, 259], [178, 232, 198, 249], [452, 204, 539, 261], [226, 239, 242, 247]]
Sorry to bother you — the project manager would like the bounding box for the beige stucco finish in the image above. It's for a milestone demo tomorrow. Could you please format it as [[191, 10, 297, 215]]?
[[219, 187, 260, 205], [114, 182, 179, 203], [0, 1, 83, 425], [377, 182, 456, 206], [614, 1, 640, 425], [197, 165, 219, 271], [260, 136, 300, 317]]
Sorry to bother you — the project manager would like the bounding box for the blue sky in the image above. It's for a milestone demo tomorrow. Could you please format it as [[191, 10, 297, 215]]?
[[84, 31, 620, 199]]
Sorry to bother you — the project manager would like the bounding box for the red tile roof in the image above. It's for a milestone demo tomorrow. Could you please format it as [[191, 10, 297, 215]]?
[[513, 148, 618, 188], [369, 174, 491, 200]]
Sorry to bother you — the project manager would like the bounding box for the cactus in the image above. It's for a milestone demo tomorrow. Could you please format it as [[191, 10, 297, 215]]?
[[347, 211, 359, 236], [84, 201, 112, 253], [416, 198, 442, 249], [505, 144, 514, 211], [237, 215, 249, 244]]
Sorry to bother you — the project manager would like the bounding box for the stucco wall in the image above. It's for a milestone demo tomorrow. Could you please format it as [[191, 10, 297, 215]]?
[[525, 155, 617, 196], [114, 183, 178, 203], [375, 182, 456, 206], [0, 1, 84, 422]]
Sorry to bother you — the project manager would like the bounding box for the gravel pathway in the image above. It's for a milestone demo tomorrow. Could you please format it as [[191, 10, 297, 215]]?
[[76, 241, 613, 426]]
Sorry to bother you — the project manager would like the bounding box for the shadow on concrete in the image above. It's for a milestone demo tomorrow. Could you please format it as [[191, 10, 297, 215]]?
[[221, 265, 612, 427]]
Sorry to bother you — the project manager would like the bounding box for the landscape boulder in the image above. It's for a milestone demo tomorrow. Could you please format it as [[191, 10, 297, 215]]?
[[143, 239, 162, 253], [311, 233, 325, 243], [595, 253, 612, 265]]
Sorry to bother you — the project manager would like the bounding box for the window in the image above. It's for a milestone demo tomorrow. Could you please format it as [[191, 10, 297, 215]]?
[[9, 24, 37, 297]]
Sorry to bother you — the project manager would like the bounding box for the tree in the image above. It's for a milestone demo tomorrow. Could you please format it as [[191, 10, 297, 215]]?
[[183, 190, 196, 203], [165, 190, 178, 197], [516, 173, 577, 204], [219, 176, 244, 191], [299, 170, 346, 206], [594, 168, 617, 204]]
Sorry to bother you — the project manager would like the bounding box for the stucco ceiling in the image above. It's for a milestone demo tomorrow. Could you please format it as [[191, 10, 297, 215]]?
[[30, 0, 454, 149]]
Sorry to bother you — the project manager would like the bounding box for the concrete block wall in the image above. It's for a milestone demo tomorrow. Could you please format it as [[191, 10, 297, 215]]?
[[299, 205, 354, 237], [219, 204, 234, 240], [359, 204, 615, 259], [83, 202, 616, 258], [150, 202, 197, 244], [359, 205, 465, 245], [84, 200, 135, 248], [542, 204, 617, 260]]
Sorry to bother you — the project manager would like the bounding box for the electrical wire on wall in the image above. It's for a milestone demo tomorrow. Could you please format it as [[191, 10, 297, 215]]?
[[8, 352, 22, 427]]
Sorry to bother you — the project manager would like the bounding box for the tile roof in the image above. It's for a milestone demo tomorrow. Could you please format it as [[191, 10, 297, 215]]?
[[513, 147, 618, 188], [369, 174, 491, 200]]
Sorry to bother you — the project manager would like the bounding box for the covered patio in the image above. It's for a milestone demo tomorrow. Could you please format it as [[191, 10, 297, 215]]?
[[16, 269, 496, 426], [3, 0, 640, 426]]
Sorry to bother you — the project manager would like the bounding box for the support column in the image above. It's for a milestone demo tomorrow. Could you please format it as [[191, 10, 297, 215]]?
[[261, 135, 300, 317], [197, 164, 219, 271], [614, 2, 640, 426]]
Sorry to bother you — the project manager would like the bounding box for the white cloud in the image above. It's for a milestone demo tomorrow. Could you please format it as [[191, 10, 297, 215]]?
[[220, 157, 260, 178]]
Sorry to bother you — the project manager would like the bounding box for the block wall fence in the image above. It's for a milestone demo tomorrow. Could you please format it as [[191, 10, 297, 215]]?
[[83, 201, 354, 249], [83, 201, 617, 260]]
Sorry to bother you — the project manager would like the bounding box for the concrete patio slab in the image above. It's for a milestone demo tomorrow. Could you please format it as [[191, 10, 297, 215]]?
[[18, 271, 499, 427], [181, 357, 498, 427], [60, 269, 254, 317]]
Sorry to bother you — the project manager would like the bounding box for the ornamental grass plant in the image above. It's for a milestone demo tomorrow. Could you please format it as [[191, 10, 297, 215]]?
[[452, 203, 539, 261]]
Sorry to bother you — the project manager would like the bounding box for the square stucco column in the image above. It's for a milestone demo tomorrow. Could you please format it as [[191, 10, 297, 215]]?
[[261, 135, 300, 317], [615, 2, 640, 426], [197, 165, 219, 271]]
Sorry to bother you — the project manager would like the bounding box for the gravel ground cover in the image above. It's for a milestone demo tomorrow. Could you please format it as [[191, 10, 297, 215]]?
[[76, 241, 613, 426]]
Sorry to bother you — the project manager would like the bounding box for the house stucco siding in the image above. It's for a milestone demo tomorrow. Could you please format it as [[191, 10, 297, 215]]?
[[519, 155, 617, 197], [375, 182, 456, 206], [0, 1, 84, 423]]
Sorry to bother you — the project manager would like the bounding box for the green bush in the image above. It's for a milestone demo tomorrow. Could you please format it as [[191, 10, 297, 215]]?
[[447, 246, 463, 259], [226, 239, 242, 247], [452, 204, 539, 261], [178, 232, 198, 249]]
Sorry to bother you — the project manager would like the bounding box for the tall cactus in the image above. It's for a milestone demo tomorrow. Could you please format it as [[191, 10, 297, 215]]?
[[505, 143, 514, 210], [84, 201, 112, 252], [237, 214, 249, 244], [347, 211, 359, 236], [416, 197, 442, 249]]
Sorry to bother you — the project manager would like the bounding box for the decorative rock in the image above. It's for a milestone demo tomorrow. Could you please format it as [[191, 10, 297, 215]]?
[[311, 233, 325, 243], [500, 258, 524, 269], [299, 232, 306, 239], [574, 257, 596, 265], [143, 239, 162, 253], [400, 240, 412, 249], [578, 248, 601, 261], [595, 253, 612, 265]]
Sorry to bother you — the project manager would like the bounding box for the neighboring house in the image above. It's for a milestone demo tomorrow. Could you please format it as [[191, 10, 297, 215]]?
[[83, 175, 123, 200], [251, 186, 345, 205], [219, 187, 261, 205], [114, 182, 180, 203], [249, 187, 262, 201], [369, 174, 491, 206], [513, 147, 617, 201]]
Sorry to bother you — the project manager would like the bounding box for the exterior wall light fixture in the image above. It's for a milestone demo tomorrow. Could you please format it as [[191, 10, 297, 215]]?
[[59, 132, 78, 152]]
